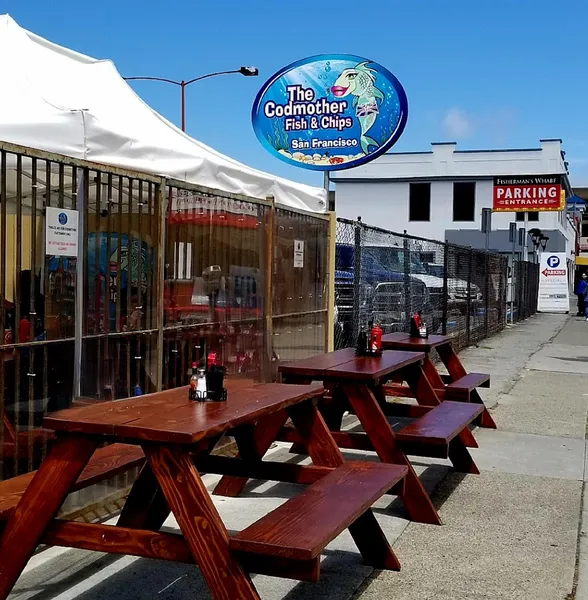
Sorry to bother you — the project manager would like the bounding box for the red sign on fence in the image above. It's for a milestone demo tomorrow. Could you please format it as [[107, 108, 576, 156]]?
[[492, 175, 563, 212]]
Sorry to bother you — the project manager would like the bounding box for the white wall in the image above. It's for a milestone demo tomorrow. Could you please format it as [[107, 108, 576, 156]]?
[[333, 139, 567, 182], [332, 139, 570, 242], [335, 179, 563, 240]]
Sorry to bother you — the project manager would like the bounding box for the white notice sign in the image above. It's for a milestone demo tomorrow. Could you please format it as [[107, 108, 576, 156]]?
[[294, 239, 304, 268], [45, 207, 79, 257], [537, 252, 569, 313]]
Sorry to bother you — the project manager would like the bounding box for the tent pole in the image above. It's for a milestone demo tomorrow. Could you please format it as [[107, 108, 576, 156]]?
[[73, 169, 85, 399]]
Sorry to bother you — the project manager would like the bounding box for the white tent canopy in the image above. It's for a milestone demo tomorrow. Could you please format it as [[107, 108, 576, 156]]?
[[0, 14, 326, 213]]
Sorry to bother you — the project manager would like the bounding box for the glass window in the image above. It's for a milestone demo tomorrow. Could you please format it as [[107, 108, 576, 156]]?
[[409, 183, 431, 221], [515, 212, 539, 222], [453, 182, 476, 221]]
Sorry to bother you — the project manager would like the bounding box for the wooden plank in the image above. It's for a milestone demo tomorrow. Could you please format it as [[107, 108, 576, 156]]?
[[234, 552, 320, 582], [446, 373, 491, 392], [377, 402, 434, 419], [0, 435, 98, 599], [230, 461, 406, 561], [42, 520, 322, 582], [399, 362, 478, 449], [320, 351, 425, 383], [279, 348, 358, 378], [396, 401, 484, 445], [278, 426, 374, 453], [286, 401, 344, 469], [198, 455, 334, 485], [214, 411, 289, 498], [2, 415, 15, 444], [116, 463, 169, 531], [447, 437, 480, 474], [45, 383, 325, 444], [43, 520, 193, 562], [381, 333, 449, 352], [144, 444, 260, 600], [286, 400, 400, 570], [340, 382, 442, 525], [0, 443, 145, 521], [436, 343, 497, 429]]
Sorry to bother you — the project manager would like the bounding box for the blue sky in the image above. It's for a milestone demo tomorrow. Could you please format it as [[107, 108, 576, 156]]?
[[5, 0, 588, 187]]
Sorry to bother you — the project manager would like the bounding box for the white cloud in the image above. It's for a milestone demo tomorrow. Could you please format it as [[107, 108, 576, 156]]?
[[442, 108, 475, 139]]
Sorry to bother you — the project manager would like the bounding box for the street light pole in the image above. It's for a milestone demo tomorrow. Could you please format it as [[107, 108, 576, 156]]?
[[124, 67, 259, 132]]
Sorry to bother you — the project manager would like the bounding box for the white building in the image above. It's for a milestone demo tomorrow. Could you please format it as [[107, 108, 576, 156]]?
[[331, 139, 577, 262]]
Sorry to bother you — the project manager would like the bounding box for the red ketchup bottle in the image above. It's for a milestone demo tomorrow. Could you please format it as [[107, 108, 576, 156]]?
[[370, 323, 383, 355]]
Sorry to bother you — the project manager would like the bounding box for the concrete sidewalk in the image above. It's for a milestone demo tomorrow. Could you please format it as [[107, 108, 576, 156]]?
[[8, 313, 583, 600], [358, 313, 585, 600]]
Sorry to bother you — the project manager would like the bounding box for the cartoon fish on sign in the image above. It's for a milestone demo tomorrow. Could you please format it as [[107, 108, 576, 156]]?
[[331, 62, 384, 155]]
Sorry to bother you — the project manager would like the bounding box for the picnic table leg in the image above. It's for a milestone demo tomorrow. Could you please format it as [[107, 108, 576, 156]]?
[[288, 386, 348, 454], [0, 435, 98, 600], [117, 462, 170, 530], [144, 443, 260, 600], [403, 363, 478, 449], [447, 437, 480, 475], [421, 355, 446, 390], [287, 400, 401, 571], [213, 411, 289, 497], [341, 382, 442, 526], [436, 344, 497, 429]]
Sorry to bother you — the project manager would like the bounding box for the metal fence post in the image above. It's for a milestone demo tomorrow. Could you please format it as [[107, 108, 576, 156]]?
[[484, 253, 490, 339], [403, 235, 411, 331], [442, 243, 449, 335], [466, 249, 473, 346], [326, 211, 336, 352], [154, 180, 166, 392], [352, 217, 362, 343], [263, 196, 275, 382]]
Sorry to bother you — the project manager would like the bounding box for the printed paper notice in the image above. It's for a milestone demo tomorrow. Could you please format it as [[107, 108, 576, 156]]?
[[294, 239, 304, 268], [537, 252, 569, 313], [45, 207, 79, 257]]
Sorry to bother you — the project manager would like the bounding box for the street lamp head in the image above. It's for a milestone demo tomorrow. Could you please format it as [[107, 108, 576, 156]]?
[[528, 228, 541, 238], [239, 66, 259, 77]]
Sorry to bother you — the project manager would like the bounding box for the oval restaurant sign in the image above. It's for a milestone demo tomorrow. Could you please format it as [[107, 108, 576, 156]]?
[[251, 54, 408, 171]]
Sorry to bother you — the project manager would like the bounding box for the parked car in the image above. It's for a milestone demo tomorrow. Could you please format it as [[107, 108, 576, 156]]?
[[422, 262, 483, 313], [334, 244, 430, 347], [362, 247, 483, 316]]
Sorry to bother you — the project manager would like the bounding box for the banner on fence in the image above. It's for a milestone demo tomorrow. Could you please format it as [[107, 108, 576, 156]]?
[[537, 252, 569, 313]]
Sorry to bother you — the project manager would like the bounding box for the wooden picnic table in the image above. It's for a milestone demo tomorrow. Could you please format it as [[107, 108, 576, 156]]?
[[381, 333, 496, 429], [215, 348, 484, 527], [0, 379, 407, 600]]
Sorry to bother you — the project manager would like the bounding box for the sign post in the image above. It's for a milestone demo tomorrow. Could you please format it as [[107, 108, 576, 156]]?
[[537, 252, 569, 313]]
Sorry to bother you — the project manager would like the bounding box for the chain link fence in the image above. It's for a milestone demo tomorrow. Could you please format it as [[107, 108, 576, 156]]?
[[509, 260, 539, 323], [335, 217, 538, 352]]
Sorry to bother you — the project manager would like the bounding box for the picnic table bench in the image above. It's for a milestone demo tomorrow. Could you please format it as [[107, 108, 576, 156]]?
[[381, 333, 495, 428], [215, 348, 483, 527], [0, 380, 406, 600]]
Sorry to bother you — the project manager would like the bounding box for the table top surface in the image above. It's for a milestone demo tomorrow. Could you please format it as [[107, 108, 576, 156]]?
[[279, 347, 425, 381], [44, 380, 325, 444], [381, 332, 450, 351]]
